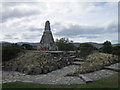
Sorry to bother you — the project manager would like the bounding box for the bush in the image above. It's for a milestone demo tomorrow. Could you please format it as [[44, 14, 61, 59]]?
[[79, 43, 95, 58], [56, 38, 76, 51], [22, 44, 33, 50], [2, 44, 22, 62], [75, 52, 118, 74], [112, 45, 120, 56], [102, 40, 112, 54]]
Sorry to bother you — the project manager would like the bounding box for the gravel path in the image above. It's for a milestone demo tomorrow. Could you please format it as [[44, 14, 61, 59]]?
[[2, 63, 119, 85]]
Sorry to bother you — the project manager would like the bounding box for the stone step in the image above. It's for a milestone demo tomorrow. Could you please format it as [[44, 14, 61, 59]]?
[[71, 62, 84, 65], [70, 56, 76, 58], [74, 58, 84, 62], [78, 74, 93, 83]]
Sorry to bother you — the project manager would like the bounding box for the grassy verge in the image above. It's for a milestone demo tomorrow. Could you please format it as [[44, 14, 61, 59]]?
[[2, 73, 118, 88], [0, 84, 2, 89]]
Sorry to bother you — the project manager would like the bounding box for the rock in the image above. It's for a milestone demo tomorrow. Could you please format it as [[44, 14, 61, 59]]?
[[78, 74, 93, 83], [57, 64, 62, 69], [52, 65, 58, 70], [74, 58, 84, 61], [2, 65, 10, 71], [11, 64, 18, 71], [27, 68, 34, 75], [48, 66, 53, 72], [24, 68, 32, 75], [22, 68, 28, 73], [20, 68, 24, 73], [71, 56, 76, 58], [34, 68, 42, 74], [17, 65, 22, 72], [42, 68, 48, 74]]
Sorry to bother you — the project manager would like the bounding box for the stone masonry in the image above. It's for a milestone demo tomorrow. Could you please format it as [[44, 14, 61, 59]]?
[[38, 21, 58, 51]]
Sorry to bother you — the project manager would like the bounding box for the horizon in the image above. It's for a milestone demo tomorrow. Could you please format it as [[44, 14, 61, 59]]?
[[1, 1, 118, 44], [1, 40, 119, 45]]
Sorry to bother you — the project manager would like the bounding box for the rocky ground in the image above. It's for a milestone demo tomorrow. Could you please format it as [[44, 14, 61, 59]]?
[[2, 62, 119, 85], [2, 51, 119, 85], [2, 51, 77, 75]]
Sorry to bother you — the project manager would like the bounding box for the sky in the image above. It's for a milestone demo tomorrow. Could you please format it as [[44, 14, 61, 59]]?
[[0, 1, 118, 44]]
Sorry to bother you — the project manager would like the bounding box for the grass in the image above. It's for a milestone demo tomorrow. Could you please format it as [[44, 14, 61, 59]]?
[[73, 52, 118, 74], [2, 73, 119, 88], [0, 84, 2, 89]]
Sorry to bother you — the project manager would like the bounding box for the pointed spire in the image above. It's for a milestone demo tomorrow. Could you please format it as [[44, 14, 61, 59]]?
[[39, 21, 58, 51], [45, 20, 51, 30]]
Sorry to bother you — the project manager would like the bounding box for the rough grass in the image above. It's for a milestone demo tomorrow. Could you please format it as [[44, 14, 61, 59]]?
[[4, 51, 53, 69], [2, 73, 118, 88], [72, 52, 118, 74], [3, 51, 72, 75]]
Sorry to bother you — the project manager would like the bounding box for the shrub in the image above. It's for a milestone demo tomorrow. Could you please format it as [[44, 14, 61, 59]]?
[[2, 44, 22, 62], [102, 40, 112, 54], [112, 45, 120, 56], [79, 43, 95, 58], [22, 44, 33, 50], [56, 38, 76, 51], [74, 52, 118, 74]]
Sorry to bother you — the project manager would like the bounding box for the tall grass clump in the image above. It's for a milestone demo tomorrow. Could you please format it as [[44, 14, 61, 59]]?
[[75, 52, 118, 74]]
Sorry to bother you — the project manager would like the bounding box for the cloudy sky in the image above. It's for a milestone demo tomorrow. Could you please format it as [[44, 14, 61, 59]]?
[[0, 1, 118, 44]]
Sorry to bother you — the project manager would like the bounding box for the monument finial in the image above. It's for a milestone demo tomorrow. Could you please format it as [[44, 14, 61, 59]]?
[[45, 20, 51, 30]]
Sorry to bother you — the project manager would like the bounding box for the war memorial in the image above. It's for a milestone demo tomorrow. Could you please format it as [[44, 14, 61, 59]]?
[[2, 21, 119, 87], [38, 21, 58, 51]]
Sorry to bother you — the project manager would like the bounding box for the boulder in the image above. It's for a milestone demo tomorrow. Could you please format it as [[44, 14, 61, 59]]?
[[25, 68, 32, 75], [17, 65, 22, 72], [34, 68, 42, 74], [42, 68, 48, 74], [11, 64, 18, 71], [57, 64, 62, 69], [48, 66, 53, 72], [27, 68, 35, 75]]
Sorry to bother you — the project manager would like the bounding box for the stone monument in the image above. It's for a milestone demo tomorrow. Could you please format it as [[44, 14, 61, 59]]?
[[38, 21, 58, 51]]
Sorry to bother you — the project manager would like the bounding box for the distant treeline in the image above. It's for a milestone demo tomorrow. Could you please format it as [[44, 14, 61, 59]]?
[[2, 38, 120, 62]]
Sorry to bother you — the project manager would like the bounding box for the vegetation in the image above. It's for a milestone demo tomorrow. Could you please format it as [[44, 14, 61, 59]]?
[[2, 51, 72, 74], [79, 43, 96, 58], [2, 44, 23, 62], [72, 52, 118, 74], [112, 45, 120, 56], [102, 40, 112, 54], [56, 38, 76, 51], [2, 73, 118, 88], [22, 44, 33, 50]]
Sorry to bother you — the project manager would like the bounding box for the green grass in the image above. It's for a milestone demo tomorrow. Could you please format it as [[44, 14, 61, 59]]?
[[0, 84, 2, 89], [2, 73, 119, 88], [74, 53, 118, 74]]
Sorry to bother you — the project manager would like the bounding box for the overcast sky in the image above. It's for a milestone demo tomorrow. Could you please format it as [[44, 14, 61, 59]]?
[[0, 1, 118, 44]]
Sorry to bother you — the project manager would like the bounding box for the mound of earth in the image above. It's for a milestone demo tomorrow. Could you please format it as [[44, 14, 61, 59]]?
[[2, 51, 74, 75]]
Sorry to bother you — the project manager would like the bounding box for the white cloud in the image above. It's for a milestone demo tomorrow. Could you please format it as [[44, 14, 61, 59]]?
[[1, 2, 118, 44]]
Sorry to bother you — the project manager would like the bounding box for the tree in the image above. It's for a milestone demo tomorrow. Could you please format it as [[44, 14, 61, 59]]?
[[22, 44, 33, 50], [2, 44, 22, 62], [79, 43, 95, 57], [56, 38, 75, 51], [102, 40, 112, 54]]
